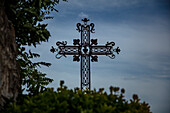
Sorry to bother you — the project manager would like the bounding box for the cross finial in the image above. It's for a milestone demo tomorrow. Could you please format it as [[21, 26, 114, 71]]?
[[82, 18, 90, 25]]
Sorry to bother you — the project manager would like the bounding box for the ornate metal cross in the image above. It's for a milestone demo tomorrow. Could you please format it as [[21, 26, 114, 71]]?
[[50, 18, 120, 90]]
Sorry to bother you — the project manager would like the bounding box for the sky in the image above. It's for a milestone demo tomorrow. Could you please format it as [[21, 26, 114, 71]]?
[[27, 0, 170, 113]]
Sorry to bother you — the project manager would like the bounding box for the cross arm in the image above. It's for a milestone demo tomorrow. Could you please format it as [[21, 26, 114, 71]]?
[[58, 46, 80, 55], [91, 42, 120, 59], [50, 41, 80, 59]]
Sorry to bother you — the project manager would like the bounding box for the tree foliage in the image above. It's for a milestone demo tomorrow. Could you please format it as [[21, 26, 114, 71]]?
[[3, 81, 151, 113], [4, 0, 67, 94], [5, 0, 63, 47]]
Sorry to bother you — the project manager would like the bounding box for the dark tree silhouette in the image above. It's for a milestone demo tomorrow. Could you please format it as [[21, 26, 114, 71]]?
[[0, 0, 67, 109], [0, 0, 20, 108]]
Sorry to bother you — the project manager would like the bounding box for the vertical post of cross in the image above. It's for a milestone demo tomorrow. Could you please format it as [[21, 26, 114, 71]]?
[[80, 18, 91, 90]]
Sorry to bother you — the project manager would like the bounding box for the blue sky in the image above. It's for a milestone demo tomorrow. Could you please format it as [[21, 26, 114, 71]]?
[[27, 0, 170, 113]]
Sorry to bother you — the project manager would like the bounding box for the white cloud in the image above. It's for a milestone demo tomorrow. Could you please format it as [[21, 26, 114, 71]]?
[[78, 12, 89, 18], [156, 75, 170, 78], [67, 0, 152, 11]]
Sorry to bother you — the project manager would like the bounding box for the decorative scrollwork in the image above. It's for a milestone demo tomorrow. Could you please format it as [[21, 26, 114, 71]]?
[[76, 23, 81, 32], [73, 39, 80, 45], [115, 47, 120, 54], [106, 42, 115, 46], [107, 54, 115, 59], [91, 39, 98, 45], [50, 41, 68, 59], [90, 23, 95, 33], [73, 55, 80, 62], [55, 47, 67, 59], [55, 52, 66, 59], [91, 55, 98, 62], [56, 41, 67, 46], [82, 18, 90, 25], [50, 46, 56, 53]]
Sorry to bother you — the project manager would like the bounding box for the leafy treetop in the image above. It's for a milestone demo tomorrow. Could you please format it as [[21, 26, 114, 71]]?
[[4, 0, 67, 95], [3, 81, 151, 113]]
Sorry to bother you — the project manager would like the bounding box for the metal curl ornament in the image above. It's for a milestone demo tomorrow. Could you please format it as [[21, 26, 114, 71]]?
[[106, 42, 115, 46], [107, 54, 116, 59], [90, 23, 95, 33], [76, 23, 81, 32], [56, 41, 67, 46]]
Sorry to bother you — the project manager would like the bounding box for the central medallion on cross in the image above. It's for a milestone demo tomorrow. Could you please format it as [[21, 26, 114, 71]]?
[[50, 18, 120, 90]]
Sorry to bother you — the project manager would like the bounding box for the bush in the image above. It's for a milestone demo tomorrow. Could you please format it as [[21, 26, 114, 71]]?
[[3, 81, 151, 113]]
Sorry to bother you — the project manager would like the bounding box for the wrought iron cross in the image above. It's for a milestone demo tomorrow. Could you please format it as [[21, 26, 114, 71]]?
[[50, 18, 120, 90]]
